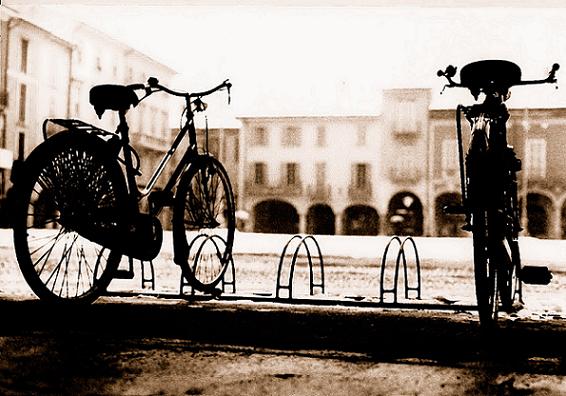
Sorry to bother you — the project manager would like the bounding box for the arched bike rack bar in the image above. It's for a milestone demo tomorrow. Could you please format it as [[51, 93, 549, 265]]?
[[180, 233, 236, 295], [276, 234, 325, 299], [399, 236, 421, 300], [140, 259, 156, 290], [379, 236, 421, 303]]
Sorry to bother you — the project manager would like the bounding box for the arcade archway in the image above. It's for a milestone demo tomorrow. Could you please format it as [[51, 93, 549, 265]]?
[[343, 205, 379, 235], [387, 192, 423, 236], [526, 193, 552, 238], [254, 200, 299, 234], [306, 204, 335, 235], [435, 192, 466, 237]]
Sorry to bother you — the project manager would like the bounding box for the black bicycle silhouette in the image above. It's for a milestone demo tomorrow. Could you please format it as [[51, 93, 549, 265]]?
[[438, 60, 559, 326], [11, 77, 236, 303]]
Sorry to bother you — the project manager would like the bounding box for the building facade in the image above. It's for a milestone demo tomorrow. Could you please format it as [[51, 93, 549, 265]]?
[[237, 89, 433, 236], [429, 107, 566, 239], [238, 89, 566, 239], [0, 7, 73, 224], [0, 6, 177, 226]]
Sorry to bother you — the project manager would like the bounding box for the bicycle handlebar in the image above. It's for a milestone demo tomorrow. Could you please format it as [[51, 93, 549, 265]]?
[[438, 62, 559, 90], [146, 77, 231, 99]]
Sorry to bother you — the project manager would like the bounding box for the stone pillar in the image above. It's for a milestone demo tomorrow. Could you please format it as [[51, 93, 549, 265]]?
[[298, 211, 307, 235], [552, 203, 562, 240], [335, 210, 343, 235]]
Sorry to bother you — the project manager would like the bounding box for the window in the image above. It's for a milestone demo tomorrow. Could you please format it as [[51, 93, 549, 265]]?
[[525, 138, 547, 179], [354, 163, 369, 188], [316, 126, 326, 147], [18, 84, 26, 123], [282, 126, 301, 147], [356, 126, 367, 146], [252, 127, 268, 146], [441, 138, 458, 174], [254, 162, 266, 185], [286, 163, 299, 185], [394, 100, 418, 133], [20, 39, 29, 73]]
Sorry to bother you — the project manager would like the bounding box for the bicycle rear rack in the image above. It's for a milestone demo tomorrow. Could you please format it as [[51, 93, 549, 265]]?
[[380, 236, 422, 303], [42, 118, 116, 140], [275, 234, 325, 299]]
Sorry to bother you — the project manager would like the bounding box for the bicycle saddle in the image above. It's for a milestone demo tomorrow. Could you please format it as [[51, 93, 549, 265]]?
[[460, 60, 522, 92], [89, 85, 139, 119]]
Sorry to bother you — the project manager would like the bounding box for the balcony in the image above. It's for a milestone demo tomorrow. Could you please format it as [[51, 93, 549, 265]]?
[[246, 181, 304, 197], [307, 184, 331, 201], [392, 121, 422, 140], [348, 183, 372, 201], [389, 166, 423, 184]]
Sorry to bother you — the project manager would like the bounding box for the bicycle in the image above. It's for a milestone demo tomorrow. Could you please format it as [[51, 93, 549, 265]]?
[[11, 77, 236, 303], [438, 60, 559, 326]]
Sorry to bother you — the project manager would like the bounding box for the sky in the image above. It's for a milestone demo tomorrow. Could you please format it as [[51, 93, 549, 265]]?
[[6, 1, 566, 120]]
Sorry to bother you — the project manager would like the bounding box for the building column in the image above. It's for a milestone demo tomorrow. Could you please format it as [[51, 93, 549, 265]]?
[[335, 210, 343, 235], [298, 210, 307, 235], [552, 203, 562, 240]]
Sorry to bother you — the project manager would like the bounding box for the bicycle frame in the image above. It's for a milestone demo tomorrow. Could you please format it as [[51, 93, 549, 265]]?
[[116, 97, 202, 218], [456, 97, 512, 215], [115, 78, 231, 219]]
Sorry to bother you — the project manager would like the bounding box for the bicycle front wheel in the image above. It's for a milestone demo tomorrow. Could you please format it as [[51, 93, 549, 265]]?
[[12, 131, 126, 303], [173, 156, 236, 292]]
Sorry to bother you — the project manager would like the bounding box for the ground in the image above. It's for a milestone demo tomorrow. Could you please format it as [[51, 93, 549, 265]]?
[[1, 230, 566, 395]]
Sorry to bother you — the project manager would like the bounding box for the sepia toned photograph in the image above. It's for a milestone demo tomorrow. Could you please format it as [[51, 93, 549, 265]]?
[[1, 0, 566, 394]]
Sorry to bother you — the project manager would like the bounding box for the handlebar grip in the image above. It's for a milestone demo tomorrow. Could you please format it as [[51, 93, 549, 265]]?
[[148, 77, 159, 88]]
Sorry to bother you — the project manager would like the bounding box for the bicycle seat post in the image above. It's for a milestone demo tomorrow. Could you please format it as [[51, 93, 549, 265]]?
[[117, 109, 140, 208]]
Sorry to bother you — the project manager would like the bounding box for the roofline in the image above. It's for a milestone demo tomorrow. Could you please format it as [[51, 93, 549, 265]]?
[[75, 22, 177, 75], [10, 15, 74, 49], [430, 106, 566, 113]]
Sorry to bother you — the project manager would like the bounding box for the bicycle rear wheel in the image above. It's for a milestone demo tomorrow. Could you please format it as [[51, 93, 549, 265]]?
[[12, 131, 126, 303], [173, 156, 235, 292], [472, 208, 500, 326]]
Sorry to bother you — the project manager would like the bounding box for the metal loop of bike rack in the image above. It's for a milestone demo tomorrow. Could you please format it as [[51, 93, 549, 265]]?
[[276, 234, 325, 299], [139, 258, 156, 290], [180, 234, 236, 295], [379, 236, 422, 303]]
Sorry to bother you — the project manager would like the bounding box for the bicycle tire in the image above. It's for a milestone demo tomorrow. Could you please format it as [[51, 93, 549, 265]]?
[[472, 208, 500, 326], [173, 156, 236, 292], [12, 131, 127, 304], [498, 237, 521, 311], [467, 129, 500, 326]]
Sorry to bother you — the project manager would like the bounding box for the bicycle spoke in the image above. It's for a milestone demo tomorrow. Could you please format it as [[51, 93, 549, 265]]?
[[32, 228, 66, 274]]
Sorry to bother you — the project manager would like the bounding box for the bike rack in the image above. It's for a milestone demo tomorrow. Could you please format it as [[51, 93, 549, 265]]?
[[140, 259, 156, 290], [379, 236, 422, 303], [180, 234, 236, 295], [276, 234, 325, 299]]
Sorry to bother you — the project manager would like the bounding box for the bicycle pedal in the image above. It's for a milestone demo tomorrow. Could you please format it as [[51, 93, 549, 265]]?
[[113, 269, 135, 280], [520, 266, 552, 285]]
